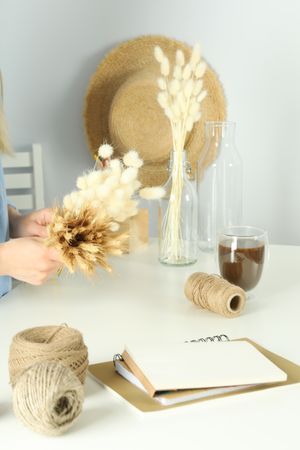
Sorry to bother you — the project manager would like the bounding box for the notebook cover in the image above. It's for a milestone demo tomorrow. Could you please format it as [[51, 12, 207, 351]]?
[[88, 339, 300, 412]]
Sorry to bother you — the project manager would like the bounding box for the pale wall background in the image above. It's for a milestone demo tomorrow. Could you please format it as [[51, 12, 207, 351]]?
[[1, 0, 299, 244]]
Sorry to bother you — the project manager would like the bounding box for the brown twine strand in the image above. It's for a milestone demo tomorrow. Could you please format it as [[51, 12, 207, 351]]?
[[13, 361, 84, 436], [8, 325, 88, 435], [184, 272, 246, 318], [8, 324, 89, 387]]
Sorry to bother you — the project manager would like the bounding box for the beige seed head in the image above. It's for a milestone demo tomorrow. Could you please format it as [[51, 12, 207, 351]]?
[[154, 46, 164, 63], [197, 90, 207, 103], [173, 65, 182, 80], [161, 57, 170, 76], [184, 79, 194, 99], [190, 43, 201, 68], [182, 63, 192, 80], [157, 91, 169, 109], [193, 79, 204, 96], [185, 116, 194, 132], [157, 77, 167, 90], [195, 61, 207, 78], [175, 49, 185, 66], [169, 79, 180, 96]]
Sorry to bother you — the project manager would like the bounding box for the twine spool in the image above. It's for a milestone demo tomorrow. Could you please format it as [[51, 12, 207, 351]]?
[[184, 272, 246, 318], [13, 361, 84, 436], [9, 325, 89, 386]]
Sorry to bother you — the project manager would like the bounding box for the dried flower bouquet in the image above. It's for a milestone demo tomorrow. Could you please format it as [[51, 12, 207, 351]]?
[[47, 145, 164, 275], [154, 43, 207, 262]]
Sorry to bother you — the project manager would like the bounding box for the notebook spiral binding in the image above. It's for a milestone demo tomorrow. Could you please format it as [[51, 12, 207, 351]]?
[[113, 353, 124, 367], [184, 334, 230, 343]]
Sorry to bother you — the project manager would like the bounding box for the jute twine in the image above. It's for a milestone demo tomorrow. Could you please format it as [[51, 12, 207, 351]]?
[[184, 272, 246, 318], [9, 324, 88, 386], [13, 361, 84, 436], [8, 324, 89, 436]]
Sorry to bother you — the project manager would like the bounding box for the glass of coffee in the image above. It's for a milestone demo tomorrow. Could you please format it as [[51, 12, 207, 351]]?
[[218, 226, 268, 292]]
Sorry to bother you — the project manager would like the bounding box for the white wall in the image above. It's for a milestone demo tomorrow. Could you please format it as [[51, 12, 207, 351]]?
[[1, 0, 299, 244]]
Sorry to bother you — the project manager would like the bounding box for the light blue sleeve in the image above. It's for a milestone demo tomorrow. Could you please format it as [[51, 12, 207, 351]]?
[[0, 159, 12, 297]]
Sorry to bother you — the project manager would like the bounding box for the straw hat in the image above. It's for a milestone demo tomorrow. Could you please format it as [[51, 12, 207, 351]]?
[[84, 35, 226, 186]]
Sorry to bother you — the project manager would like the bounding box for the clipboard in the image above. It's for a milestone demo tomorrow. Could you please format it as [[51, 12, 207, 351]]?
[[88, 338, 300, 412]]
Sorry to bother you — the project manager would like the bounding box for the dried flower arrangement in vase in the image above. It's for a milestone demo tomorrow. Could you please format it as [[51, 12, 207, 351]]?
[[154, 43, 207, 265], [47, 144, 164, 275]]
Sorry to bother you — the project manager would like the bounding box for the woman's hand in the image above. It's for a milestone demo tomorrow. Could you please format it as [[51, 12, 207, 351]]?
[[0, 237, 61, 285], [9, 207, 53, 239]]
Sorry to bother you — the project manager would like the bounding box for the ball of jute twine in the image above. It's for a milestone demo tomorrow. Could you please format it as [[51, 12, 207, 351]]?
[[8, 324, 88, 435], [184, 272, 246, 318], [13, 361, 84, 436], [9, 324, 89, 387]]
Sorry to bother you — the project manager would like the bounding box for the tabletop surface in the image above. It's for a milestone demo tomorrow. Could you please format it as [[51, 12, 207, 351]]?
[[0, 241, 300, 450]]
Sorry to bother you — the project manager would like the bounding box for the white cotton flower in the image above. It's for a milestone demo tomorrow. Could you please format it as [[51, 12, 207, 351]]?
[[169, 79, 180, 96], [113, 188, 125, 201], [104, 175, 119, 190], [139, 186, 166, 200], [157, 77, 167, 90], [123, 150, 143, 168], [193, 79, 203, 96], [197, 90, 207, 103], [154, 45, 164, 63], [175, 49, 185, 66], [121, 167, 138, 184], [195, 61, 207, 78], [161, 57, 170, 77], [109, 222, 120, 232], [182, 63, 192, 80], [86, 170, 102, 187], [157, 91, 169, 109], [109, 158, 122, 177], [184, 79, 194, 99], [173, 65, 182, 80], [83, 188, 96, 202], [96, 184, 110, 198], [63, 194, 73, 210], [190, 43, 201, 68], [98, 143, 113, 159], [76, 175, 88, 190]]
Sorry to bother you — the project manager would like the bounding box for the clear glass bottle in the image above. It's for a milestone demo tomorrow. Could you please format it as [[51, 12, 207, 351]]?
[[159, 150, 198, 265], [197, 122, 243, 252]]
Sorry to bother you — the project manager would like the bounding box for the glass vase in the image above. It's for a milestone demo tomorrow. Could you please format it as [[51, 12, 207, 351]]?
[[197, 121, 243, 252], [159, 150, 198, 265]]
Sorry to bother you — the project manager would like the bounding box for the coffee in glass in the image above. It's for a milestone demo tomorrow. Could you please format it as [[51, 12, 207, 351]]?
[[218, 226, 268, 291]]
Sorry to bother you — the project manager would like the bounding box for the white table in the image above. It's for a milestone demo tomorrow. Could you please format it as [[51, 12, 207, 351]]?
[[0, 241, 300, 449]]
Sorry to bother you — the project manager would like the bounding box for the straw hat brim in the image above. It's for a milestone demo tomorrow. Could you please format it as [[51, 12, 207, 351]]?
[[84, 35, 226, 186]]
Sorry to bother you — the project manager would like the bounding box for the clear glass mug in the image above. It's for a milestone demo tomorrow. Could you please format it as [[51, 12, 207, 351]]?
[[217, 226, 268, 292]]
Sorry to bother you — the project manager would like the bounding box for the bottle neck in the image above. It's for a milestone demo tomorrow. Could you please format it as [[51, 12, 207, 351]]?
[[169, 150, 191, 178], [205, 121, 236, 146]]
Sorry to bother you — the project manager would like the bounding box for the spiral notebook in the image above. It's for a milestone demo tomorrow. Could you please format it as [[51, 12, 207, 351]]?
[[117, 339, 286, 397], [88, 337, 300, 412]]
